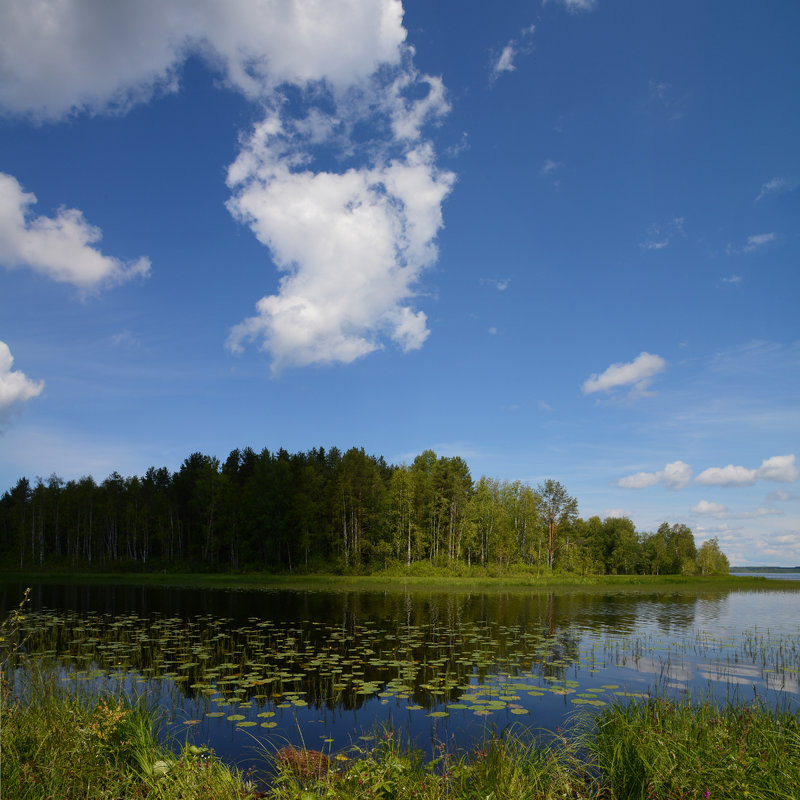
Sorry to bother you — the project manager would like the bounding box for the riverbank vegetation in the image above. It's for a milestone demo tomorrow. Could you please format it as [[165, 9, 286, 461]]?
[[0, 445, 729, 577], [0, 570, 766, 595], [3, 661, 797, 799], [0, 665, 260, 799]]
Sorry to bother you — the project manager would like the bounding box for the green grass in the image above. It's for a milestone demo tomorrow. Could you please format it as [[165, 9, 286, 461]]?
[[0, 569, 784, 595], [270, 700, 800, 800], [3, 660, 798, 799], [0, 663, 260, 799], [582, 697, 800, 800]]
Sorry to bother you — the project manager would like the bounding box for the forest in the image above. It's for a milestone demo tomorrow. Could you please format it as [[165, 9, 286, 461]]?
[[0, 446, 729, 576]]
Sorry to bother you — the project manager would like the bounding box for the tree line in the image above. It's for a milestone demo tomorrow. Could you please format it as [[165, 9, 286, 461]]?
[[0, 446, 729, 575]]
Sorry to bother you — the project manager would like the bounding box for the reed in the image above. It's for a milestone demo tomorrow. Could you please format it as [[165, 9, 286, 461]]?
[[582, 696, 800, 800], [0, 661, 260, 799], [4, 665, 798, 799]]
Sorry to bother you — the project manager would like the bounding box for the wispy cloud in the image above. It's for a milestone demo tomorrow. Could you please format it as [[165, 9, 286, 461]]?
[[617, 460, 692, 490], [647, 80, 687, 120], [640, 217, 685, 251], [0, 341, 44, 424], [767, 489, 800, 503], [582, 352, 667, 398], [541, 159, 563, 176], [481, 278, 510, 291], [0, 173, 151, 292], [719, 275, 743, 285], [110, 331, 142, 349], [490, 25, 535, 84], [743, 232, 776, 252], [727, 232, 776, 255], [692, 500, 782, 520], [540, 158, 564, 188], [544, 0, 597, 13], [493, 44, 517, 78], [755, 176, 791, 202]]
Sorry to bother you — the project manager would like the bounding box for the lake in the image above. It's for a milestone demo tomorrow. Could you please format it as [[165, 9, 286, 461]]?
[[3, 579, 800, 777]]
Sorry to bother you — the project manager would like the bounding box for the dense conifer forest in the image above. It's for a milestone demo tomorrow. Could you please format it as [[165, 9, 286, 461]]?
[[0, 446, 729, 575]]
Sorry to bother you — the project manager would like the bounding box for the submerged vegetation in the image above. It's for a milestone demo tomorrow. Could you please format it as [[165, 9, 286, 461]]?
[[0, 444, 730, 576]]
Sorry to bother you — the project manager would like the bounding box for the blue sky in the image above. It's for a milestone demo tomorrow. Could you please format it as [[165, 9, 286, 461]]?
[[1, 0, 798, 566]]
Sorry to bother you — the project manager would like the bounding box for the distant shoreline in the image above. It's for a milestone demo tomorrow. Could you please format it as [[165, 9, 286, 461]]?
[[2, 570, 799, 594], [730, 566, 800, 573]]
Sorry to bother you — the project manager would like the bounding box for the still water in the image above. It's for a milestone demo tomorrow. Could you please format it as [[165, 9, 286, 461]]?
[[3, 581, 800, 774]]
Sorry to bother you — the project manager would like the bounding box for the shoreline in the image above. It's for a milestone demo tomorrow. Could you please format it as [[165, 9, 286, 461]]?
[[1, 569, 795, 593]]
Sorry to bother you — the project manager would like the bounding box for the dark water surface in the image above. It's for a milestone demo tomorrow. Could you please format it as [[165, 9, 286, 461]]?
[[3, 581, 799, 776]]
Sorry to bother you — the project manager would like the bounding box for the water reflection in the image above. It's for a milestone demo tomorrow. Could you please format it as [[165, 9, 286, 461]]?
[[3, 581, 799, 771]]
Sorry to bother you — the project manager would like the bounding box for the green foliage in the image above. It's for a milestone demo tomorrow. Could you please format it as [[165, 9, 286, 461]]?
[[0, 446, 725, 578], [0, 662, 258, 799], [268, 702, 800, 799], [697, 537, 731, 575], [584, 697, 800, 800]]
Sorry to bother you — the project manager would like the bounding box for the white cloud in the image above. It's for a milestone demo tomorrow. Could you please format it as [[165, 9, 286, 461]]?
[[640, 217, 685, 251], [742, 232, 776, 253], [692, 500, 783, 520], [647, 80, 686, 120], [692, 500, 728, 515], [541, 159, 563, 176], [582, 351, 666, 397], [755, 177, 790, 202], [545, 0, 597, 12], [190, 7, 451, 373], [695, 454, 799, 487], [2, 2, 453, 372], [617, 459, 692, 490], [720, 275, 742, 284], [226, 129, 454, 371], [493, 45, 517, 77], [386, 70, 450, 141], [767, 489, 800, 503], [490, 24, 535, 83], [0, 173, 150, 290], [0, 0, 407, 119], [0, 341, 44, 423], [695, 465, 756, 487], [481, 278, 510, 291], [757, 455, 799, 482]]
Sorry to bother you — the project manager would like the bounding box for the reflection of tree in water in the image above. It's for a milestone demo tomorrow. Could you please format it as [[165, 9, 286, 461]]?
[[14, 600, 580, 713], [651, 593, 698, 634], [7, 584, 748, 720]]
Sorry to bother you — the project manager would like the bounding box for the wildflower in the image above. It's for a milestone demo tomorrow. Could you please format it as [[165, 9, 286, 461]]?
[[704, 791, 710, 799]]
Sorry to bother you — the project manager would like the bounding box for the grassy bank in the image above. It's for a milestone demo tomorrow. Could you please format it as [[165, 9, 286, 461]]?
[[271, 698, 800, 800], [0, 664, 260, 799], [0, 569, 785, 594], [3, 661, 798, 800]]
